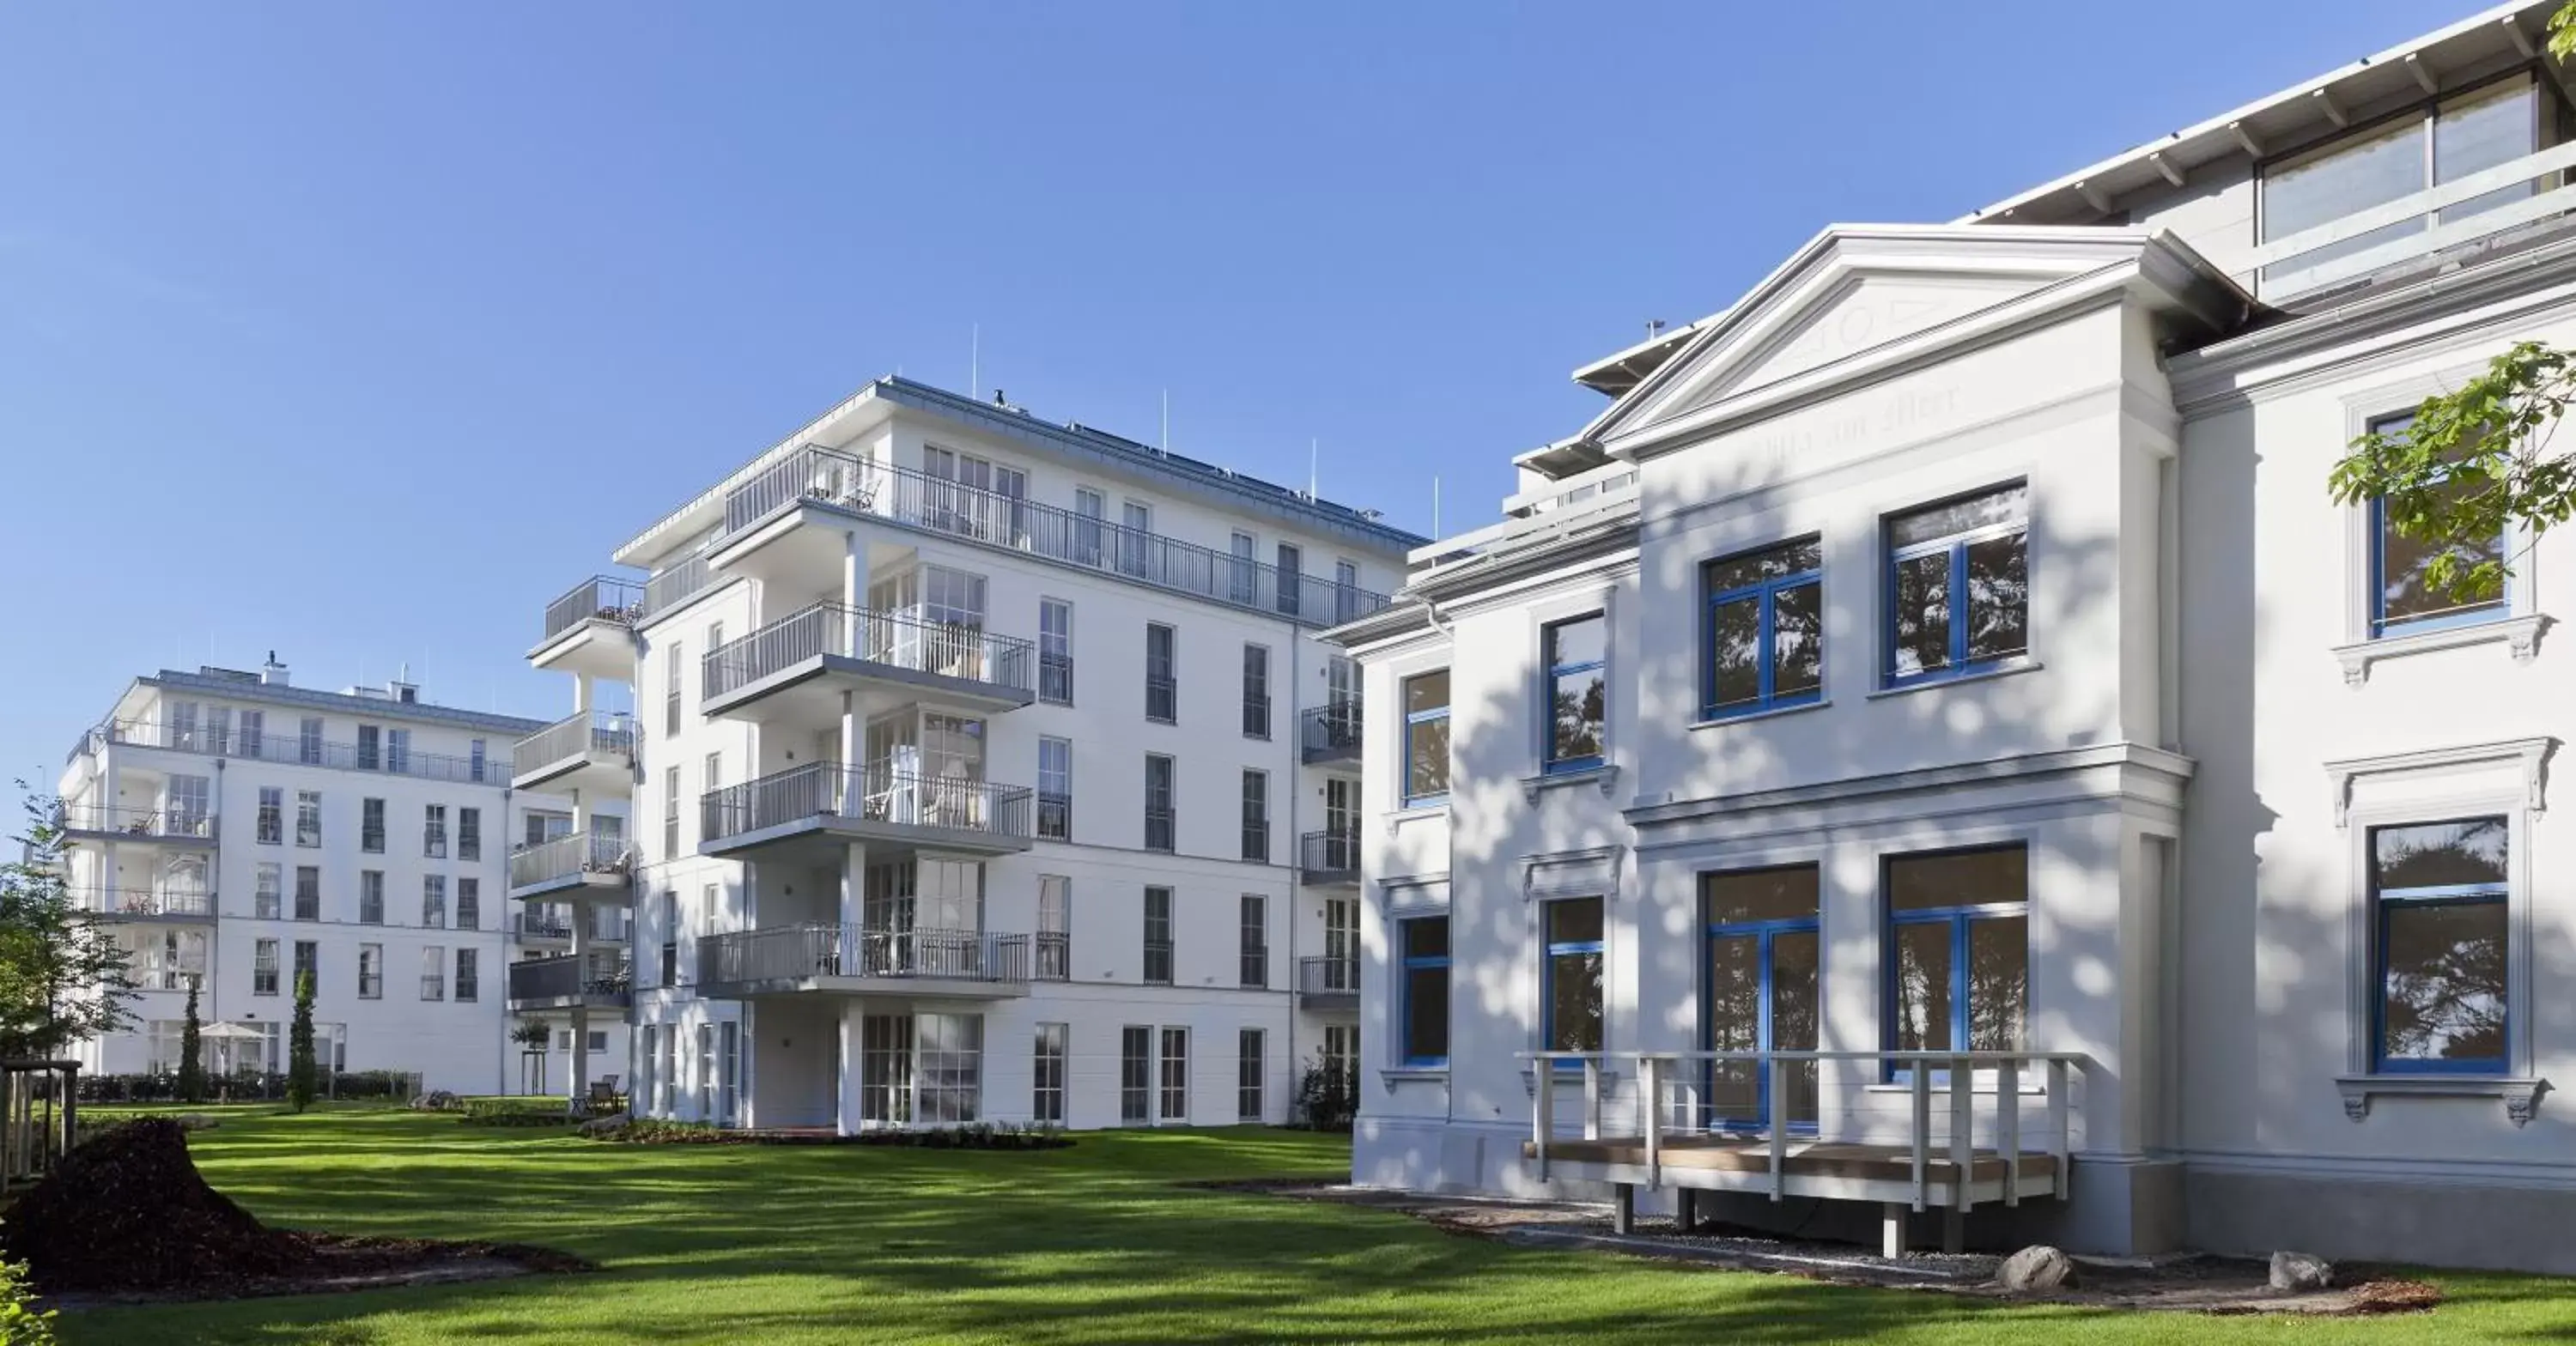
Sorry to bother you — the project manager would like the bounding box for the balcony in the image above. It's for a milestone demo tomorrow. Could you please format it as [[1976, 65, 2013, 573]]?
[[1298, 830, 1361, 887], [1296, 955, 1358, 1011], [696, 924, 1031, 1000], [711, 446, 1394, 628], [53, 805, 214, 847], [64, 886, 216, 921], [507, 954, 633, 1013], [531, 575, 645, 680], [514, 908, 629, 943], [507, 831, 635, 902], [85, 718, 508, 786], [511, 709, 637, 795], [1300, 703, 1363, 766], [2253, 140, 2576, 302], [700, 762, 1035, 863], [700, 604, 1035, 730]]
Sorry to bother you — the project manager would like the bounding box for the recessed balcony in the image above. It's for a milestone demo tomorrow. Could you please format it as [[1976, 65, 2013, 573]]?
[[65, 885, 216, 922], [507, 831, 635, 902], [529, 576, 644, 680], [507, 953, 633, 1014], [514, 906, 629, 945], [699, 762, 1034, 864], [1296, 955, 1358, 1012], [696, 924, 1031, 1001], [511, 709, 636, 795], [701, 604, 1035, 731], [1300, 703, 1363, 767], [1297, 829, 1361, 887], [55, 805, 215, 848]]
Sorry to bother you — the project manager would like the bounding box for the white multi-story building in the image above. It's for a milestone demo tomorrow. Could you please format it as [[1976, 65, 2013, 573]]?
[[1333, 1, 2576, 1274], [534, 376, 1417, 1131], [54, 657, 566, 1094]]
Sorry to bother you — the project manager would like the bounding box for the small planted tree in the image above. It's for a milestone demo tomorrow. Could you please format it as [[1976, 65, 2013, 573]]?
[[286, 970, 318, 1113], [175, 976, 206, 1104], [0, 788, 141, 1061], [512, 1019, 551, 1095], [1294, 1049, 1358, 1132]]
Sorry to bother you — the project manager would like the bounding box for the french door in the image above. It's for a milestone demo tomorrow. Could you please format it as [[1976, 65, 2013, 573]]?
[[1703, 865, 1822, 1132]]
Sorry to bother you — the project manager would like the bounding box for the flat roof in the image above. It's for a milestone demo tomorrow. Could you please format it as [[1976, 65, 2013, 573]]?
[[131, 667, 550, 736]]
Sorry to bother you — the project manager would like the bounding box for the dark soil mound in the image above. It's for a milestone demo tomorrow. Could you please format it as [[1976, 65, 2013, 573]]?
[[2, 1118, 301, 1291]]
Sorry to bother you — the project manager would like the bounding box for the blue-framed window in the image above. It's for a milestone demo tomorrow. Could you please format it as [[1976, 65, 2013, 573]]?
[[1704, 538, 1823, 718], [1542, 897, 1603, 1066], [1702, 866, 1819, 1132], [1886, 846, 2027, 1075], [1399, 916, 1450, 1067], [2367, 415, 2510, 638], [2371, 816, 2509, 1075], [1884, 483, 2028, 687], [1401, 670, 1451, 806], [1542, 614, 1607, 773]]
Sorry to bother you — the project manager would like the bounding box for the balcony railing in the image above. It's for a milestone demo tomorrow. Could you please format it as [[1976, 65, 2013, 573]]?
[[1297, 955, 1359, 997], [518, 912, 573, 940], [542, 575, 647, 644], [84, 718, 508, 785], [697, 924, 1031, 986], [699, 762, 1033, 846], [2252, 140, 2576, 299], [717, 446, 1394, 628], [508, 953, 633, 1004], [63, 886, 215, 919], [508, 831, 633, 890], [643, 550, 713, 618], [513, 709, 636, 779], [1034, 931, 1068, 980], [1036, 792, 1071, 840], [1300, 703, 1363, 762], [1143, 808, 1175, 853], [52, 805, 213, 840], [1038, 652, 1072, 704], [701, 603, 1035, 702], [1298, 829, 1360, 880]]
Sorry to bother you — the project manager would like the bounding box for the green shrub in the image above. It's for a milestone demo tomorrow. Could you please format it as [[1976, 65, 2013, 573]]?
[[458, 1098, 573, 1128], [583, 1119, 1072, 1149], [0, 1242, 56, 1345]]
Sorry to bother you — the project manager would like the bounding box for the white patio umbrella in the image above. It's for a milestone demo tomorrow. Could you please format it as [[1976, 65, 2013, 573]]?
[[197, 1021, 268, 1076]]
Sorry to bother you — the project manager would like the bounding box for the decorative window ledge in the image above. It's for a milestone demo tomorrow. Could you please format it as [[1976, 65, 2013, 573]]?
[[1381, 803, 1449, 836], [1520, 762, 1620, 803], [2333, 614, 2548, 686], [2324, 737, 2555, 827], [1689, 700, 1832, 731], [1378, 1066, 1449, 1090], [2335, 1074, 2548, 1127], [1864, 658, 2044, 700]]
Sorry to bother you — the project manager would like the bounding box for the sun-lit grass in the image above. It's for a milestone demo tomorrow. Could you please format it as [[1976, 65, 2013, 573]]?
[[54, 1107, 2576, 1344]]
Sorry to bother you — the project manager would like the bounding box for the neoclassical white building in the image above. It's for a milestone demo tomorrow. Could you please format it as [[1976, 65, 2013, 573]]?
[[525, 376, 1416, 1131], [1332, 1, 2576, 1272]]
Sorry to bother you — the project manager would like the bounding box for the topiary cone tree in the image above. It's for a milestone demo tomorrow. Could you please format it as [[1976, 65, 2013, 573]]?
[[175, 975, 205, 1105], [286, 970, 317, 1113]]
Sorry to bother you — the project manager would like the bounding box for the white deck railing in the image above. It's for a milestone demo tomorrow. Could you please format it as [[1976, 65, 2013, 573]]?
[[2252, 140, 2576, 299]]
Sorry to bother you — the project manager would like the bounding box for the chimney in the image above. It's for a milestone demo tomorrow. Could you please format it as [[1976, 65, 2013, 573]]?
[[390, 662, 419, 704], [261, 651, 290, 687]]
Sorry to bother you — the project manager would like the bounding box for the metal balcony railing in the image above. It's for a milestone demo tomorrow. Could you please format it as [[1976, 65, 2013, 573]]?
[[508, 953, 633, 1003], [1144, 808, 1175, 854], [513, 709, 637, 779], [542, 575, 647, 644], [701, 603, 1035, 702], [1297, 955, 1359, 997], [1036, 792, 1071, 841], [52, 805, 214, 840], [1299, 829, 1361, 880], [1242, 695, 1271, 739], [508, 831, 633, 890], [697, 924, 1031, 986], [1038, 652, 1072, 704], [83, 718, 507, 785], [1034, 931, 1068, 980], [62, 886, 215, 919], [716, 446, 1395, 628], [1145, 675, 1177, 723], [699, 762, 1034, 846], [1300, 703, 1363, 762], [518, 912, 574, 940], [643, 550, 712, 618]]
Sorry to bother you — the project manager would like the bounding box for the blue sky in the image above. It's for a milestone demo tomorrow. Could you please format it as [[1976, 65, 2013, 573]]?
[[0, 0, 2444, 784]]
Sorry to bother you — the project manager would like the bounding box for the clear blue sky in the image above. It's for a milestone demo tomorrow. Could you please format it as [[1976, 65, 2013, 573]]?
[[0, 0, 2445, 785]]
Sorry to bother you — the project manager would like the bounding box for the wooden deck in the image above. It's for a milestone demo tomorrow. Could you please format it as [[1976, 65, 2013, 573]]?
[[1522, 1136, 2058, 1185]]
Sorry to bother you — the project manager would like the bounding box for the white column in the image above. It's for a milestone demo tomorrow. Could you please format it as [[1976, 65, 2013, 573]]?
[[573, 671, 593, 716], [570, 785, 590, 838], [837, 1001, 863, 1136], [569, 915, 593, 1113], [840, 843, 866, 973]]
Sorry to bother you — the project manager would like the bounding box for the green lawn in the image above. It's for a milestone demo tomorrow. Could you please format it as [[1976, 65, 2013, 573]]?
[[57, 1107, 2576, 1344]]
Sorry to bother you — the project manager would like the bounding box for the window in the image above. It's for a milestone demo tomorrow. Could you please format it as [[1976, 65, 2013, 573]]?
[[257, 788, 283, 845], [1334, 559, 1362, 625], [208, 707, 232, 756], [294, 866, 320, 922], [357, 943, 383, 999], [253, 939, 280, 996], [2367, 414, 2511, 637], [659, 890, 679, 986], [1402, 670, 1451, 806], [470, 738, 488, 784], [1120, 1026, 1151, 1123], [1704, 538, 1824, 718], [697, 1023, 716, 1119], [916, 1014, 983, 1124], [1542, 614, 1607, 772], [720, 1022, 739, 1125], [1886, 484, 2029, 686], [2370, 817, 2509, 1073], [1143, 755, 1175, 852], [358, 870, 384, 925], [422, 875, 447, 928], [1323, 1024, 1357, 1079], [1229, 531, 1259, 604], [664, 766, 682, 858], [361, 797, 385, 853], [1276, 543, 1303, 617], [1034, 1023, 1068, 1124], [2260, 76, 2541, 290], [455, 948, 479, 1003], [167, 700, 201, 751], [386, 728, 411, 774], [1400, 916, 1451, 1067], [298, 717, 323, 766], [421, 946, 446, 1001], [1241, 644, 1271, 738], [424, 804, 448, 858], [1145, 622, 1177, 723], [1037, 875, 1070, 979], [1158, 1027, 1189, 1122], [1039, 598, 1073, 705], [666, 640, 684, 738], [1237, 1028, 1266, 1121], [1886, 846, 2029, 1068], [357, 725, 381, 771], [1543, 897, 1604, 1063], [295, 791, 322, 847], [457, 877, 480, 931], [1037, 737, 1072, 840], [1704, 866, 1821, 1129], [166, 775, 210, 835], [240, 710, 264, 758], [1074, 488, 1107, 567], [292, 939, 319, 994], [1143, 887, 1173, 985], [1239, 770, 1268, 863], [1120, 500, 1152, 578], [255, 864, 282, 919], [1239, 894, 1267, 988], [459, 807, 481, 862]]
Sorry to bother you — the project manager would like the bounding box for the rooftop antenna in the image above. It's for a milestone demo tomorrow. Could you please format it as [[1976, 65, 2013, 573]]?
[[969, 324, 980, 396], [1432, 476, 1442, 537], [1647, 318, 1668, 339], [1159, 390, 1170, 452], [1308, 439, 1318, 500]]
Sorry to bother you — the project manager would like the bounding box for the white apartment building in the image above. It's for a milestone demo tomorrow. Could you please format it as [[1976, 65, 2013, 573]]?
[[54, 657, 569, 1094], [1332, 2, 2576, 1274], [529, 376, 1417, 1131]]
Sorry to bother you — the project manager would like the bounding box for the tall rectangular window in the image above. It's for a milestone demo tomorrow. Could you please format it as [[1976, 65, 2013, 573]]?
[[356, 724, 381, 771], [1228, 531, 1259, 604], [357, 943, 383, 999], [470, 738, 489, 784], [1143, 755, 1175, 852], [386, 728, 411, 774], [292, 939, 319, 993], [421, 946, 446, 1001], [666, 640, 684, 738], [664, 766, 682, 858], [298, 717, 324, 766], [1039, 598, 1073, 705], [1237, 1028, 1265, 1121], [253, 939, 280, 996], [1402, 670, 1451, 806], [1158, 1027, 1189, 1122], [1120, 500, 1152, 578], [257, 788, 283, 845], [1400, 916, 1451, 1066], [422, 875, 447, 928], [455, 948, 479, 1003], [459, 807, 482, 862], [1241, 644, 1271, 738], [1704, 866, 1821, 1128], [1334, 559, 1362, 624], [293, 866, 320, 922], [361, 797, 386, 853], [1542, 614, 1607, 772], [1239, 769, 1268, 863], [240, 710, 264, 758], [1033, 1022, 1067, 1125], [457, 877, 480, 931], [1145, 623, 1177, 723], [167, 700, 201, 751], [1074, 488, 1106, 566], [2371, 816, 2509, 1073], [358, 870, 384, 925], [1704, 538, 1824, 718], [1886, 484, 2028, 686], [720, 1022, 739, 1125], [165, 775, 210, 835], [1120, 1026, 1151, 1123], [1037, 737, 1072, 840], [255, 863, 282, 919], [423, 804, 448, 858], [1036, 876, 1070, 979], [1238, 894, 1267, 988], [1142, 886, 1173, 985], [2367, 413, 2511, 637], [1886, 846, 2029, 1065], [1543, 897, 1604, 1063], [295, 791, 322, 847], [1275, 543, 1303, 617], [659, 890, 679, 986]]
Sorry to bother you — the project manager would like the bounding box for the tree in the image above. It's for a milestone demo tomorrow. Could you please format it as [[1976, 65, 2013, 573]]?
[[176, 976, 206, 1104], [2327, 4, 2576, 593], [287, 970, 318, 1113], [0, 789, 141, 1060]]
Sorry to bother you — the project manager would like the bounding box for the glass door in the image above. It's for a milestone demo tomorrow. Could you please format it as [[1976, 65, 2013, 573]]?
[[1703, 867, 1820, 1133], [1324, 897, 1358, 991]]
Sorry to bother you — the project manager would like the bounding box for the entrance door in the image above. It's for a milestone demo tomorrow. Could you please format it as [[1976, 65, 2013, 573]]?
[[1703, 867, 1820, 1131], [1323, 898, 1358, 992]]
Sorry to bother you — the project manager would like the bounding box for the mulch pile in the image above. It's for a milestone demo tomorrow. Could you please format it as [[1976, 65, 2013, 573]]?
[[2, 1118, 592, 1300]]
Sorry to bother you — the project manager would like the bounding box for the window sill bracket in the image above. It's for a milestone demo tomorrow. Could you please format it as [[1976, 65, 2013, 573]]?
[[2335, 1073, 2548, 1127]]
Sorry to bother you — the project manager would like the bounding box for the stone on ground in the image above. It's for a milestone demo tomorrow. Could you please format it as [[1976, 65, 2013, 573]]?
[[1998, 1244, 2076, 1292], [2269, 1250, 2334, 1291]]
